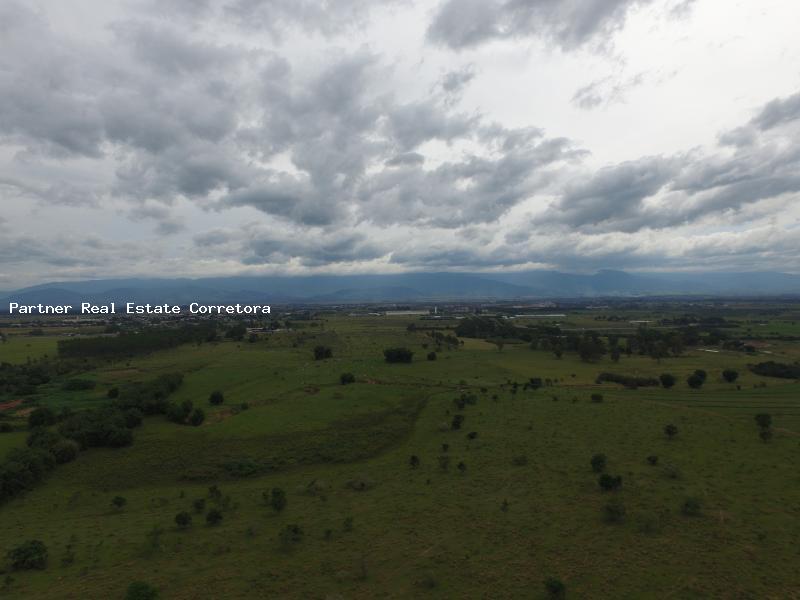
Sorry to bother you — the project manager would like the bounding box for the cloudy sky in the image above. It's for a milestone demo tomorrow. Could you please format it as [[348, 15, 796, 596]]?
[[1, 0, 800, 289]]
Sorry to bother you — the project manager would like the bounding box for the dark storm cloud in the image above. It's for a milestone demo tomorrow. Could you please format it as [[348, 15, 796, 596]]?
[[427, 0, 660, 51]]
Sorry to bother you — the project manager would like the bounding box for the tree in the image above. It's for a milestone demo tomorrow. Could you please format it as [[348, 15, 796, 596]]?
[[340, 372, 355, 385], [664, 424, 678, 439], [188, 408, 205, 426], [52, 439, 79, 464], [451, 414, 464, 430], [598, 474, 622, 491], [409, 455, 420, 469], [174, 511, 192, 529], [590, 453, 607, 473], [693, 369, 707, 382], [383, 347, 414, 363], [543, 577, 566, 599], [269, 488, 287, 512], [7, 540, 48, 570], [27, 407, 55, 429], [722, 369, 739, 383], [125, 581, 159, 600], [208, 390, 224, 405], [646, 455, 659, 466], [754, 413, 772, 430], [687, 373, 704, 389], [313, 345, 332, 360], [206, 508, 223, 525], [659, 373, 676, 389], [427, 351, 437, 361]]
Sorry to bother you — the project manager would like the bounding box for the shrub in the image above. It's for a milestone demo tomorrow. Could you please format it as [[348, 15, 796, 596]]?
[[112, 496, 127, 510], [51, 439, 80, 464], [208, 390, 224, 405], [590, 393, 604, 403], [596, 372, 659, 388], [27, 407, 55, 429], [681, 496, 702, 516], [604, 498, 626, 523], [193, 498, 206, 513], [687, 373, 704, 389], [590, 453, 607, 473], [206, 508, 223, 525], [383, 347, 414, 363], [694, 369, 707, 382], [659, 373, 676, 389], [646, 455, 659, 466], [313, 345, 332, 360], [340, 372, 356, 385], [188, 408, 205, 427], [749, 361, 800, 379], [664, 424, 678, 439], [269, 488, 287, 512], [7, 540, 48, 570], [543, 577, 566, 599], [451, 414, 464, 430], [174, 511, 192, 529], [722, 369, 739, 383], [427, 351, 437, 361], [409, 455, 420, 469], [125, 581, 159, 600], [598, 474, 622, 492], [754, 413, 772, 429]]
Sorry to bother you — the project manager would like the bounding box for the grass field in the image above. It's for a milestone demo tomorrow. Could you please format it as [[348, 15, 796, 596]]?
[[1, 314, 799, 598]]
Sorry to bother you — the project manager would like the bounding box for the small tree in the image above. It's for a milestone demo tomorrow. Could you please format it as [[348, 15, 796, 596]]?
[[659, 373, 676, 389], [7, 540, 48, 570], [543, 577, 566, 599], [206, 508, 223, 525], [188, 408, 205, 426], [209, 390, 224, 405], [664, 424, 678, 440], [694, 369, 707, 382], [590, 453, 607, 473], [125, 581, 159, 600], [313, 345, 332, 360], [598, 474, 622, 492], [193, 498, 206, 513], [754, 413, 772, 430], [269, 488, 287, 513], [646, 455, 659, 466], [451, 414, 464, 430], [340, 372, 355, 385], [687, 373, 704, 389], [174, 511, 192, 529], [112, 496, 127, 511], [409, 455, 420, 469], [722, 369, 738, 383], [427, 351, 437, 361]]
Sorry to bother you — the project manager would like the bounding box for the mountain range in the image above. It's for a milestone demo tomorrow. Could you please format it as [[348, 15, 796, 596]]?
[[2, 270, 800, 309]]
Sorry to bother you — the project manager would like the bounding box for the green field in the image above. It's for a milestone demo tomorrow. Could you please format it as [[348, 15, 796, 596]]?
[[1, 313, 799, 598]]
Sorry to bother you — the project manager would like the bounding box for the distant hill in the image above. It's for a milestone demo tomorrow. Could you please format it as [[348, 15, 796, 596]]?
[[2, 270, 800, 309]]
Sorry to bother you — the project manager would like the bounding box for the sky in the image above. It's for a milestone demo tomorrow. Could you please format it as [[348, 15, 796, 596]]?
[[1, 0, 800, 289]]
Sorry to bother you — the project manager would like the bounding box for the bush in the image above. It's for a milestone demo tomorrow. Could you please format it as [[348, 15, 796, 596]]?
[[590, 453, 607, 473], [646, 455, 659, 466], [659, 373, 676, 389], [188, 408, 205, 427], [664, 424, 678, 439], [598, 474, 622, 492], [754, 413, 772, 429], [426, 351, 437, 361], [451, 414, 464, 430], [590, 393, 604, 403], [112, 496, 127, 510], [749, 361, 800, 379], [722, 369, 739, 383], [543, 577, 566, 599], [7, 540, 48, 570], [596, 372, 659, 388], [681, 496, 702, 516], [125, 581, 159, 600], [51, 439, 80, 464], [27, 407, 55, 429], [208, 390, 224, 405], [269, 488, 287, 512], [383, 347, 414, 363], [206, 508, 223, 525], [340, 372, 355, 385], [174, 511, 192, 529], [687, 373, 704, 389], [313, 345, 332, 360]]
